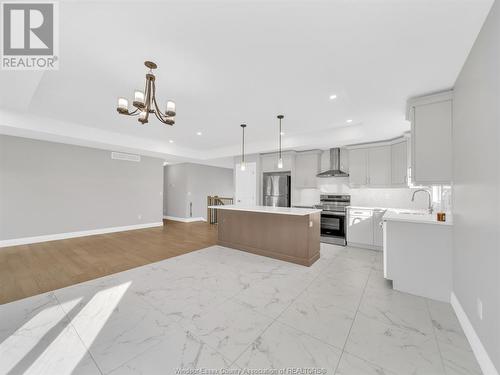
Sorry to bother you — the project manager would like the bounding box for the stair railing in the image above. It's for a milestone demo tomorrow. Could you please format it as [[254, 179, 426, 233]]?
[[207, 196, 234, 224]]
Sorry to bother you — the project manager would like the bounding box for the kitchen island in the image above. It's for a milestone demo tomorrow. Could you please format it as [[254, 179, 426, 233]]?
[[209, 205, 322, 266]]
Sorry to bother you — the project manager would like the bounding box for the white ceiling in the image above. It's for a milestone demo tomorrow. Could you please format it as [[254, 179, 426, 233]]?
[[0, 0, 493, 168]]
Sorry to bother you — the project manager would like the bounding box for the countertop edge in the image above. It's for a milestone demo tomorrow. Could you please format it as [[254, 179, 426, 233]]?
[[208, 205, 322, 216]]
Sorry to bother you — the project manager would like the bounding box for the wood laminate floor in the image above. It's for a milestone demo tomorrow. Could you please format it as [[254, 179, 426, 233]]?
[[0, 220, 217, 305]]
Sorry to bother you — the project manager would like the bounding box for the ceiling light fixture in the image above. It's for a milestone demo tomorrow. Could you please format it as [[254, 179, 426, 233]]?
[[346, 119, 353, 123], [117, 61, 176, 125], [329, 94, 337, 100], [277, 115, 284, 169], [169, 139, 174, 143], [196, 131, 202, 136], [240, 124, 247, 171]]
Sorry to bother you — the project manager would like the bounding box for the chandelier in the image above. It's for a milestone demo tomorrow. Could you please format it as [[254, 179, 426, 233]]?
[[116, 61, 176, 125]]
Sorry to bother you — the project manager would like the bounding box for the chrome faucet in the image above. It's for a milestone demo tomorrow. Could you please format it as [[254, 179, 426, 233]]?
[[412, 189, 433, 214]]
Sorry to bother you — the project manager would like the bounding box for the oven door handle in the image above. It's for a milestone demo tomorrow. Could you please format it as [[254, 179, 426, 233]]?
[[321, 211, 346, 216]]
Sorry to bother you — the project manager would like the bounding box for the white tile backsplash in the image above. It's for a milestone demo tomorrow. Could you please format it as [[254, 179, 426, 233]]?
[[295, 177, 448, 210]]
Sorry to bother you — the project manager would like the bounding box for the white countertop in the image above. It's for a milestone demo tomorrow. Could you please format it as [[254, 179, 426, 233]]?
[[208, 205, 322, 216], [383, 209, 453, 226]]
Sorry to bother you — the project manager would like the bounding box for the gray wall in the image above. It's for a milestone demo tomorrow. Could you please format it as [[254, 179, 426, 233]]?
[[452, 0, 499, 370], [164, 163, 234, 219], [0, 135, 164, 240]]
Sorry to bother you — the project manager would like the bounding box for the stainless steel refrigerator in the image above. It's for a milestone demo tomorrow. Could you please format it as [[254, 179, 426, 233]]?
[[262, 172, 291, 207]]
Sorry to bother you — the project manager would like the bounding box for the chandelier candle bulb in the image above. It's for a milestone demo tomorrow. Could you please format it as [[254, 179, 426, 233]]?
[[139, 110, 148, 123], [117, 97, 128, 113], [134, 90, 145, 107], [166, 101, 176, 116]]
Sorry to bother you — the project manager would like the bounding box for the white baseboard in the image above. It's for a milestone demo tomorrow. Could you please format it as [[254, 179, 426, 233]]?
[[0, 222, 164, 248], [163, 216, 206, 223], [450, 292, 499, 375]]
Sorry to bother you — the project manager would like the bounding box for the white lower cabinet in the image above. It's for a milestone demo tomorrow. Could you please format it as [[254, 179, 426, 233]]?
[[383, 219, 452, 302], [347, 208, 385, 250]]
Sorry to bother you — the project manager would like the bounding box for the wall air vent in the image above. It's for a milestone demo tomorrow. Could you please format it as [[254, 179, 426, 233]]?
[[111, 152, 141, 162]]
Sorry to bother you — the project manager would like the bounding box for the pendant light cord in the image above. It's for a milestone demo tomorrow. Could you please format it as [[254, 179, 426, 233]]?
[[279, 117, 282, 159], [240, 124, 246, 164]]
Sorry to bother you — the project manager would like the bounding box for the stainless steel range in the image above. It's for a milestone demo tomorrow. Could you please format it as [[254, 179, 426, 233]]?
[[315, 194, 350, 246]]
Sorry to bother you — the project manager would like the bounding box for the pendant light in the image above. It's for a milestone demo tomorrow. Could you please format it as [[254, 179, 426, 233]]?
[[277, 115, 284, 169], [240, 124, 247, 171]]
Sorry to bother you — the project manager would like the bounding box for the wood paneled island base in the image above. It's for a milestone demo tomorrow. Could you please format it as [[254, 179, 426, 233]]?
[[212, 206, 322, 266]]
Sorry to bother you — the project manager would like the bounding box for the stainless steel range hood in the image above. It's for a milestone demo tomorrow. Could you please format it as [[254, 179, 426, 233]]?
[[316, 148, 349, 178]]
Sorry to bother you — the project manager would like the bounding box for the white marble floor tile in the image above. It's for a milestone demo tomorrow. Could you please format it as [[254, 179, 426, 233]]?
[[54, 276, 176, 374], [126, 264, 236, 322], [335, 352, 397, 375], [232, 277, 304, 319], [0, 292, 60, 342], [278, 286, 354, 349], [305, 275, 365, 315], [0, 292, 100, 375], [180, 299, 274, 362], [358, 286, 434, 336], [345, 314, 444, 375], [427, 300, 471, 351], [108, 322, 232, 374], [364, 269, 394, 293], [236, 321, 342, 374], [439, 340, 482, 375], [335, 247, 377, 265], [320, 243, 346, 259]]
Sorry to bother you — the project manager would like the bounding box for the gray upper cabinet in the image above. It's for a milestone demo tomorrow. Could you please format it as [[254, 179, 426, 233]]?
[[391, 140, 408, 186], [408, 91, 453, 185], [295, 151, 321, 188]]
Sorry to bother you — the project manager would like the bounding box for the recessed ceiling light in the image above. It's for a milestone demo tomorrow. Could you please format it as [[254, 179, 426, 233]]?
[[196, 131, 202, 136], [346, 119, 353, 123], [329, 94, 337, 100], [169, 139, 174, 143]]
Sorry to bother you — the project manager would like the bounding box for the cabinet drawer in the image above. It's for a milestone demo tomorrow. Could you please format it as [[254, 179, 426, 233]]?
[[349, 209, 372, 217]]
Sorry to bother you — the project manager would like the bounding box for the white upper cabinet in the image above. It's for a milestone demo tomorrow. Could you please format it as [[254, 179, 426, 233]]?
[[261, 152, 293, 172], [348, 137, 409, 188], [368, 146, 391, 187], [348, 148, 368, 186], [295, 151, 321, 188], [408, 91, 453, 185], [340, 148, 349, 173], [391, 140, 408, 186]]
